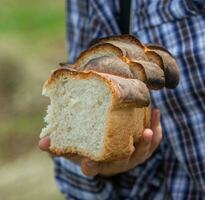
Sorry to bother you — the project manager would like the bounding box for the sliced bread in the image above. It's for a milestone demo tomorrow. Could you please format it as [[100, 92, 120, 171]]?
[[40, 68, 151, 161], [40, 35, 179, 162]]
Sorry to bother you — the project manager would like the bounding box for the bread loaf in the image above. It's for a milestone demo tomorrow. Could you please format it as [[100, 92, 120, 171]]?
[[40, 35, 179, 161]]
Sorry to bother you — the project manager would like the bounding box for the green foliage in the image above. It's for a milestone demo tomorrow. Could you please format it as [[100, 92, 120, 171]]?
[[0, 0, 65, 39], [0, 0, 66, 131], [0, 1, 65, 199]]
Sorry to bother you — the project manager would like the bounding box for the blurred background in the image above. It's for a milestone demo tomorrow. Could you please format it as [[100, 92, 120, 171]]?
[[0, 0, 66, 199]]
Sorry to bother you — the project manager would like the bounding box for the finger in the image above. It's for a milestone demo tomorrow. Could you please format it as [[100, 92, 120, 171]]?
[[82, 157, 136, 176], [39, 137, 83, 164], [81, 159, 124, 176], [150, 109, 162, 152], [130, 129, 153, 163], [151, 109, 160, 131], [135, 128, 153, 150], [81, 158, 99, 176], [38, 136, 51, 151], [142, 129, 153, 144]]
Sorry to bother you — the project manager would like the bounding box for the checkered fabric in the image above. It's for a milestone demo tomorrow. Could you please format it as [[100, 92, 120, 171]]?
[[54, 0, 205, 199]]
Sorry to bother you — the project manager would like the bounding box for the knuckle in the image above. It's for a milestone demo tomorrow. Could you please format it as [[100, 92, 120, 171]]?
[[144, 148, 150, 158], [132, 149, 150, 165]]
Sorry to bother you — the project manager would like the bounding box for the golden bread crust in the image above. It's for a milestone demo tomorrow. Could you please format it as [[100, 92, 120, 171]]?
[[75, 43, 123, 70], [41, 34, 179, 161], [44, 68, 150, 108], [49, 105, 151, 161], [92, 34, 145, 48], [43, 68, 151, 161], [89, 35, 179, 89], [84, 56, 133, 78], [129, 61, 165, 90]]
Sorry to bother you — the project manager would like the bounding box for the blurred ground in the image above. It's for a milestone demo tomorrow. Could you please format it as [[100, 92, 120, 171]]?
[[0, 0, 66, 199], [0, 149, 63, 200]]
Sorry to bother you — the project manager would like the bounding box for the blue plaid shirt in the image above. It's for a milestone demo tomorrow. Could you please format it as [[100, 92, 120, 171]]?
[[54, 0, 205, 199]]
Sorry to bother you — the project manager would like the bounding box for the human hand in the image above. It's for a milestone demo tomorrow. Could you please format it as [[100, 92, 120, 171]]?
[[39, 109, 162, 176]]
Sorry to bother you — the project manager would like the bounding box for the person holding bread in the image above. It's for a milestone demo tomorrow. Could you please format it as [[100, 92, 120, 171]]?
[[39, 0, 205, 199]]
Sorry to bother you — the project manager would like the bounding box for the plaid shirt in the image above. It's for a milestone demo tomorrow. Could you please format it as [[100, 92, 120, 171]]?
[[54, 0, 205, 199]]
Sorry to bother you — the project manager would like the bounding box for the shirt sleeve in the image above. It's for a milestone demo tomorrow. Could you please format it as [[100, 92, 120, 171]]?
[[54, 1, 126, 200], [54, 157, 119, 200], [53, 148, 164, 200], [111, 144, 164, 199], [66, 0, 120, 63]]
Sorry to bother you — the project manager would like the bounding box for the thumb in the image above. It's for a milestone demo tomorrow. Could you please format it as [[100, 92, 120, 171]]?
[[39, 136, 51, 151]]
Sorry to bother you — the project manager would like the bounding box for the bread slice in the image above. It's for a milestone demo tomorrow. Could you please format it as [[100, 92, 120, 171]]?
[[40, 68, 151, 161], [40, 35, 179, 162]]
